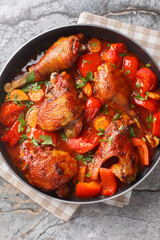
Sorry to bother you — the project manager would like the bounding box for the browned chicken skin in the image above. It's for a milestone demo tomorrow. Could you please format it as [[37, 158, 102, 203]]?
[[4, 33, 84, 92], [94, 63, 159, 147], [17, 140, 78, 191], [89, 121, 138, 182], [94, 63, 136, 118], [37, 71, 84, 131], [29, 33, 84, 82]]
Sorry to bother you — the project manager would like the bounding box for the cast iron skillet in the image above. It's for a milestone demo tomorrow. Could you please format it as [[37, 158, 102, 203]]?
[[0, 24, 160, 204]]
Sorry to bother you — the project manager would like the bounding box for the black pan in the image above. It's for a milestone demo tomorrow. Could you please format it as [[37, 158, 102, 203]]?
[[0, 24, 160, 204]]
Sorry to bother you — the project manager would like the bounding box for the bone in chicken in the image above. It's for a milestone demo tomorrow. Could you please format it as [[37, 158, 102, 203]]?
[[17, 140, 78, 192], [4, 33, 84, 92], [37, 71, 84, 132], [89, 120, 138, 182], [94, 63, 159, 147]]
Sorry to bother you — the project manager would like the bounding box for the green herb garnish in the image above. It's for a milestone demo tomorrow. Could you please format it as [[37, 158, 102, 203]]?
[[76, 71, 93, 89], [125, 70, 131, 75], [129, 126, 136, 137], [86, 172, 91, 177], [39, 135, 55, 146], [90, 42, 97, 47], [61, 132, 67, 142], [113, 110, 121, 121], [97, 128, 105, 136], [119, 53, 128, 57], [26, 71, 36, 83], [142, 137, 146, 142], [134, 91, 149, 101], [19, 134, 28, 143], [145, 63, 151, 68], [136, 82, 141, 89], [110, 63, 117, 69], [131, 104, 135, 109], [99, 135, 113, 145], [75, 151, 94, 165], [82, 59, 91, 64], [146, 114, 156, 128], [18, 113, 26, 133]]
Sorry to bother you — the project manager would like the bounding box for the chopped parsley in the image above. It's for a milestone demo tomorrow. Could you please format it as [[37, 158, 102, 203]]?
[[26, 71, 36, 83], [131, 104, 135, 109], [18, 113, 26, 133], [82, 59, 92, 64], [90, 42, 97, 47], [61, 132, 67, 142], [19, 134, 28, 143], [146, 114, 156, 128], [134, 91, 149, 101], [75, 151, 94, 165], [145, 63, 151, 68], [136, 82, 141, 89], [118, 124, 123, 132], [119, 53, 128, 57], [86, 172, 91, 177], [99, 135, 113, 145], [113, 110, 121, 121], [110, 63, 117, 69], [108, 43, 111, 47], [125, 70, 131, 75], [129, 126, 136, 137], [97, 128, 105, 136], [76, 71, 93, 89], [142, 137, 146, 142], [31, 137, 41, 146], [39, 135, 55, 146]]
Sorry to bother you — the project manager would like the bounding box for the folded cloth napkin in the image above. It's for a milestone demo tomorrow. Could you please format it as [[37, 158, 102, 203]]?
[[1, 11, 160, 222]]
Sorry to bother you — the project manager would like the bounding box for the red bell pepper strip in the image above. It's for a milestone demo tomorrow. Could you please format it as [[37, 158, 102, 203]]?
[[0, 101, 25, 127], [78, 52, 102, 77], [132, 138, 149, 166], [132, 93, 159, 113], [27, 128, 57, 146], [100, 168, 117, 196], [75, 181, 102, 198], [84, 97, 102, 122], [67, 127, 100, 154], [152, 112, 160, 137], [1, 120, 23, 147]]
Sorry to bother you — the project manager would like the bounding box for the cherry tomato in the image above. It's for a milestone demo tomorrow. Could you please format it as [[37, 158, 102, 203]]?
[[132, 138, 149, 166], [78, 52, 102, 77], [67, 127, 100, 154], [84, 97, 102, 122], [152, 112, 160, 137], [100, 168, 117, 196], [122, 55, 139, 81], [110, 43, 128, 54], [75, 181, 102, 198], [135, 68, 158, 93]]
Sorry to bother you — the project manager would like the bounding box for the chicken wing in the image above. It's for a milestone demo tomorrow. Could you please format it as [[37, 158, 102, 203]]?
[[37, 71, 84, 131], [89, 121, 138, 182], [17, 140, 78, 191]]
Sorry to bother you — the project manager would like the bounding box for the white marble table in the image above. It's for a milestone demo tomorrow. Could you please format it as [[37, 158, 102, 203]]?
[[0, 1, 160, 239]]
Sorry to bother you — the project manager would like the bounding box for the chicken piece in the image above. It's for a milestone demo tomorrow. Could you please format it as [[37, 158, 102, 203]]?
[[4, 33, 85, 92], [89, 121, 138, 182], [94, 63, 136, 118], [94, 63, 159, 147], [17, 140, 78, 191], [37, 71, 84, 131]]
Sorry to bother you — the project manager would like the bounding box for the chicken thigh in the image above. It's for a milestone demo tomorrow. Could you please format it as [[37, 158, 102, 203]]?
[[17, 140, 78, 191], [89, 120, 138, 182], [37, 71, 84, 131]]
